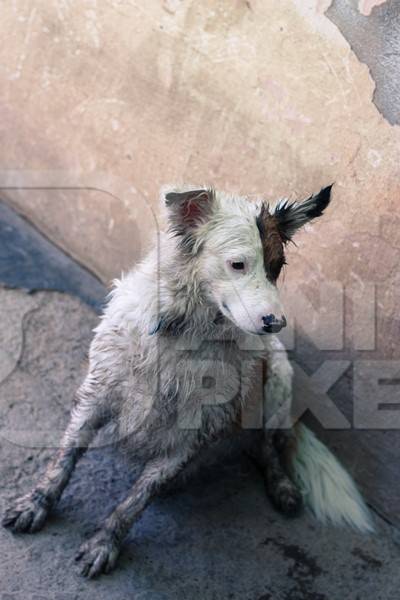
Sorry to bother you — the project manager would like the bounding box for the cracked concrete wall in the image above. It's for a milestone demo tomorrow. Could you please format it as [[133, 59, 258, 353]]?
[[1, 0, 398, 284], [2, 0, 400, 355]]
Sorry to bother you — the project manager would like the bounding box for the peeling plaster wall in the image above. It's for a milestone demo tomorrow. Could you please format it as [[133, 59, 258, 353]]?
[[358, 0, 389, 17], [1, 0, 398, 282], [1, 0, 400, 522], [2, 0, 399, 347], [327, 0, 400, 125]]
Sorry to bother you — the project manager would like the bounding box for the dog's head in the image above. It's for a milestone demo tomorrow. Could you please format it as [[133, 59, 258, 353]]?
[[163, 184, 332, 335]]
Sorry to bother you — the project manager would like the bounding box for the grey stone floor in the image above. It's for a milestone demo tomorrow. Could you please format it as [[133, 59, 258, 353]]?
[[1, 287, 400, 600]]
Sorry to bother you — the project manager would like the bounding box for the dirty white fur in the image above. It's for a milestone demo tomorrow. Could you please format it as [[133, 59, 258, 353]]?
[[159, 184, 284, 334], [292, 423, 374, 532], [4, 184, 372, 579], [89, 185, 372, 531]]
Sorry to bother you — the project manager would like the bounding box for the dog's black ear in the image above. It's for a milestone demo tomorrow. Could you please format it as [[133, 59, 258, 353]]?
[[274, 184, 333, 242], [164, 188, 215, 235]]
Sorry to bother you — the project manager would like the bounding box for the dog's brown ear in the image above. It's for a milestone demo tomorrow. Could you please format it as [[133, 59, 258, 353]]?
[[274, 184, 333, 242], [164, 188, 215, 236]]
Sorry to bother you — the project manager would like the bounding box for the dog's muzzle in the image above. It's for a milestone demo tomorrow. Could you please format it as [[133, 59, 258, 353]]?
[[262, 314, 287, 333]]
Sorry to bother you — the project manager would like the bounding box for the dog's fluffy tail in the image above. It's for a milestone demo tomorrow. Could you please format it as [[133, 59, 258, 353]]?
[[290, 423, 374, 533]]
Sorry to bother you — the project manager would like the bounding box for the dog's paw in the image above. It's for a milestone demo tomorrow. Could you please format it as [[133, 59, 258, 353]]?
[[2, 490, 50, 533], [76, 530, 120, 578], [269, 479, 303, 517]]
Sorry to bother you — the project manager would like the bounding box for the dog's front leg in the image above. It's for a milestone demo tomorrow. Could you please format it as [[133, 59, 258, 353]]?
[[261, 339, 302, 516], [76, 448, 193, 578], [3, 374, 110, 533]]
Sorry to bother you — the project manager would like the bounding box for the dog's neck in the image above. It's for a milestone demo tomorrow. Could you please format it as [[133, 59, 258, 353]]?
[[150, 236, 227, 337]]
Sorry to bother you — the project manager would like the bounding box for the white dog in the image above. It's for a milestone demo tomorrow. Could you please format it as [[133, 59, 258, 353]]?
[[3, 184, 373, 578]]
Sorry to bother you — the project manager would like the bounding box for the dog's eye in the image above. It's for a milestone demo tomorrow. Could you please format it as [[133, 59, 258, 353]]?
[[231, 261, 245, 271]]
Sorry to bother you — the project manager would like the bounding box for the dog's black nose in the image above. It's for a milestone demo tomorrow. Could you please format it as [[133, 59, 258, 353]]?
[[262, 314, 287, 333]]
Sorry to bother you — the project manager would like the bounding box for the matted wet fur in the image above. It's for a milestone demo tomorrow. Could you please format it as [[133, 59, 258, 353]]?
[[3, 184, 373, 578]]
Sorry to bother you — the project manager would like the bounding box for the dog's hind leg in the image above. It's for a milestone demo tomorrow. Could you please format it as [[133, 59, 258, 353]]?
[[3, 373, 111, 533], [261, 340, 303, 516], [76, 448, 193, 578]]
